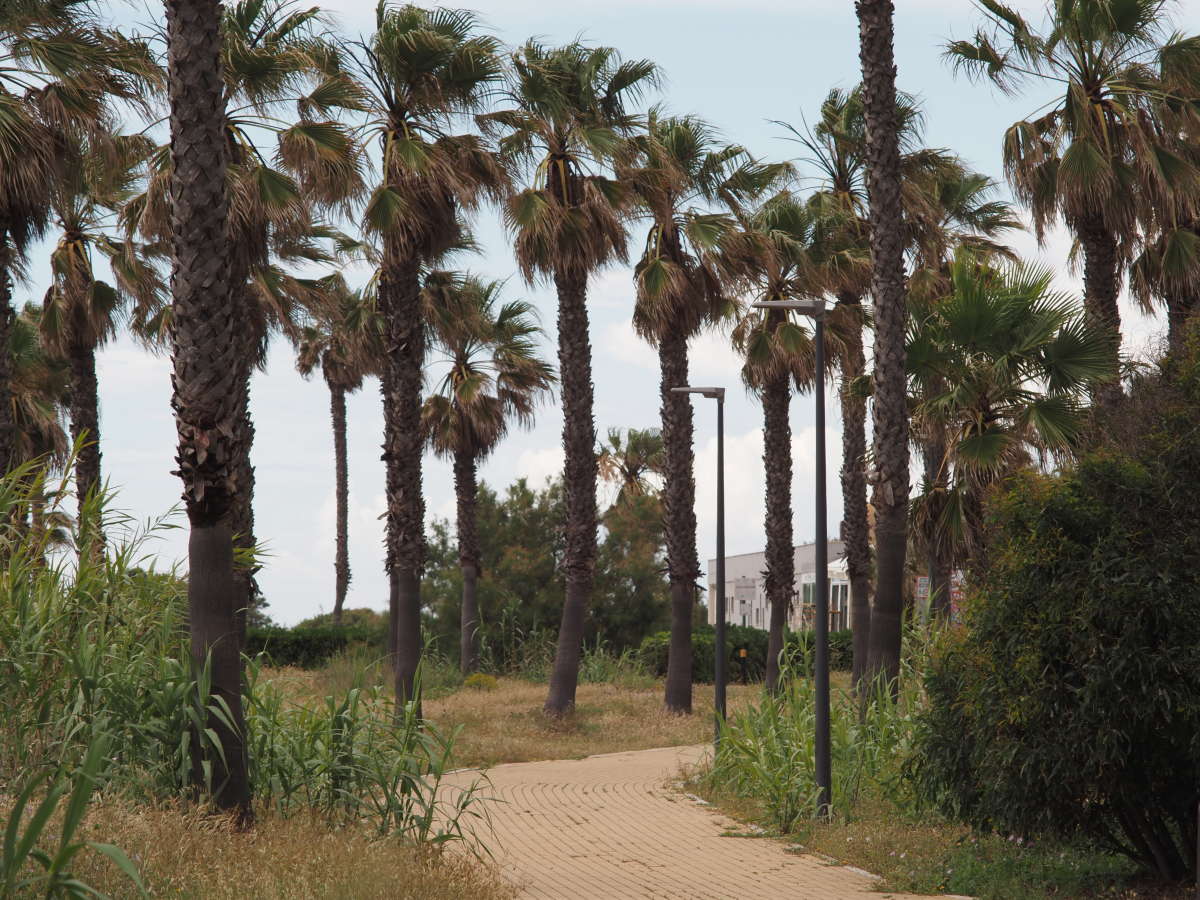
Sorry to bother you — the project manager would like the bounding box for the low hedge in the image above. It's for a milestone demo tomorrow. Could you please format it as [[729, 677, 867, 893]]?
[[638, 624, 853, 683], [246, 624, 387, 669]]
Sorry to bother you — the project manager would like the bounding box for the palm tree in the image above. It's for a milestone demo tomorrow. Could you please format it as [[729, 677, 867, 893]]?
[[856, 0, 912, 691], [129, 0, 364, 640], [421, 275, 554, 673], [0, 0, 157, 474], [483, 40, 659, 715], [164, 0, 251, 822], [9, 303, 69, 472], [621, 110, 784, 713], [296, 276, 382, 626], [597, 427, 664, 506], [40, 132, 163, 530], [345, 4, 506, 707], [946, 0, 1198, 400], [726, 191, 823, 695], [907, 250, 1115, 574]]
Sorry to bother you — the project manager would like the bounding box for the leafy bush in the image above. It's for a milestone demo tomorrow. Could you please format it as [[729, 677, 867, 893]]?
[[910, 350, 1200, 882], [638, 625, 853, 683], [246, 623, 387, 669]]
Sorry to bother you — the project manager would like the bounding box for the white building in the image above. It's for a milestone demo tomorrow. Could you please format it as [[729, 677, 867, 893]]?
[[707, 540, 853, 633]]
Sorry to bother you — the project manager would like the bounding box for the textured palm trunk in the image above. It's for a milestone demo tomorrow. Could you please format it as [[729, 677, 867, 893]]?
[[545, 266, 598, 716], [922, 433, 952, 619], [67, 343, 102, 507], [229, 374, 257, 646], [454, 447, 481, 674], [1165, 288, 1198, 358], [858, 0, 910, 694], [68, 342, 104, 556], [837, 295, 873, 692], [1077, 216, 1122, 403], [166, 0, 251, 823], [660, 329, 699, 714], [762, 367, 794, 696], [378, 245, 425, 710], [328, 376, 350, 626], [0, 242, 15, 476]]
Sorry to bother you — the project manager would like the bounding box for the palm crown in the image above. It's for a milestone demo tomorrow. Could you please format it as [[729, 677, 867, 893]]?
[[420, 275, 555, 462]]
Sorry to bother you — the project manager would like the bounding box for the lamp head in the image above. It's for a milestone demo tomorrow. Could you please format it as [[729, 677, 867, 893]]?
[[672, 386, 725, 400], [751, 298, 827, 318]]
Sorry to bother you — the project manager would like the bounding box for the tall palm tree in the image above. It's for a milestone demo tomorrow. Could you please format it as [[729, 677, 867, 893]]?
[[856, 0, 912, 691], [726, 191, 824, 695], [597, 426, 664, 506], [129, 0, 364, 639], [421, 275, 554, 674], [9, 303, 69, 472], [346, 4, 506, 707], [0, 0, 157, 474], [947, 0, 1198, 400], [296, 275, 382, 626], [483, 40, 659, 715], [907, 250, 1115, 573], [621, 110, 784, 713], [164, 0, 251, 822], [40, 132, 163, 529]]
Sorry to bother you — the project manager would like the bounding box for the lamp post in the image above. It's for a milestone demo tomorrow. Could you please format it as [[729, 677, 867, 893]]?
[[671, 386, 726, 744], [752, 297, 831, 819]]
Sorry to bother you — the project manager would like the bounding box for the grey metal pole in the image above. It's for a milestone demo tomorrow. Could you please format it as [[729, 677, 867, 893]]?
[[715, 392, 727, 745], [813, 315, 832, 820]]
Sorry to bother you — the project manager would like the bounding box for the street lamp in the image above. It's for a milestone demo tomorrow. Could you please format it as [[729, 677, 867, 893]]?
[[752, 297, 832, 820], [671, 386, 726, 745]]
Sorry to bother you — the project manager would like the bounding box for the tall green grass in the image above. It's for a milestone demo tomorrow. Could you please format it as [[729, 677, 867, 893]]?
[[0, 465, 492, 892], [705, 628, 930, 831]]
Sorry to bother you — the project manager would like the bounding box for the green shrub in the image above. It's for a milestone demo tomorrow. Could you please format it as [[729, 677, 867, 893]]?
[[911, 351, 1200, 882], [245, 623, 387, 669], [638, 625, 854, 683], [463, 672, 498, 691]]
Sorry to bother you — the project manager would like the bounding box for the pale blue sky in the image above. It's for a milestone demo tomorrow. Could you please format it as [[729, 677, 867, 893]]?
[[75, 1, 1197, 623]]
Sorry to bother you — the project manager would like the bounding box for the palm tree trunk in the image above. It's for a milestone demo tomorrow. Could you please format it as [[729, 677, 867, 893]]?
[[1078, 215, 1122, 403], [67, 343, 102, 508], [836, 295, 873, 692], [1165, 288, 1198, 359], [922, 434, 952, 619], [165, 0, 251, 824], [378, 245, 425, 710], [660, 329, 698, 714], [328, 376, 350, 626], [230, 374, 257, 645], [762, 368, 794, 695], [0, 241, 15, 476], [68, 342, 104, 556], [858, 0, 910, 693], [545, 266, 598, 716], [454, 447, 481, 674]]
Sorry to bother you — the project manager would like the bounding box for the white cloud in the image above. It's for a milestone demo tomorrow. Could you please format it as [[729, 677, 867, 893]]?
[[515, 445, 565, 486]]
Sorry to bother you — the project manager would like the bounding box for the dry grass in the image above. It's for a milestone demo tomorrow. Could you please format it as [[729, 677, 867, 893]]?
[[60, 802, 516, 900], [424, 678, 761, 769], [260, 664, 762, 769]]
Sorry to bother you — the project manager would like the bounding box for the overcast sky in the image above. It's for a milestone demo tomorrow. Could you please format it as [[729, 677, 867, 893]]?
[[64, 1, 1197, 624]]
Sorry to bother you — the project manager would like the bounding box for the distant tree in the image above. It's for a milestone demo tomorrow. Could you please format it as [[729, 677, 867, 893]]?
[[596, 427, 663, 506], [296, 277, 382, 625], [421, 275, 554, 673]]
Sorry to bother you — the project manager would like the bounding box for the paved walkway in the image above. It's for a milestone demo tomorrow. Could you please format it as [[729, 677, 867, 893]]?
[[447, 745, 966, 899]]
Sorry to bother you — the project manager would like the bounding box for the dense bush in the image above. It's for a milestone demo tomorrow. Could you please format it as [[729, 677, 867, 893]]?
[[246, 623, 387, 669], [638, 624, 853, 683], [910, 350, 1200, 882]]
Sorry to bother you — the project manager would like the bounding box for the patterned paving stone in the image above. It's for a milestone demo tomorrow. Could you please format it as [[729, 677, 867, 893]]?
[[446, 745, 970, 899]]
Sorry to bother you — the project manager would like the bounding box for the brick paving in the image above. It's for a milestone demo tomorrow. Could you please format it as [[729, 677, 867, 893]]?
[[448, 744, 968, 899]]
